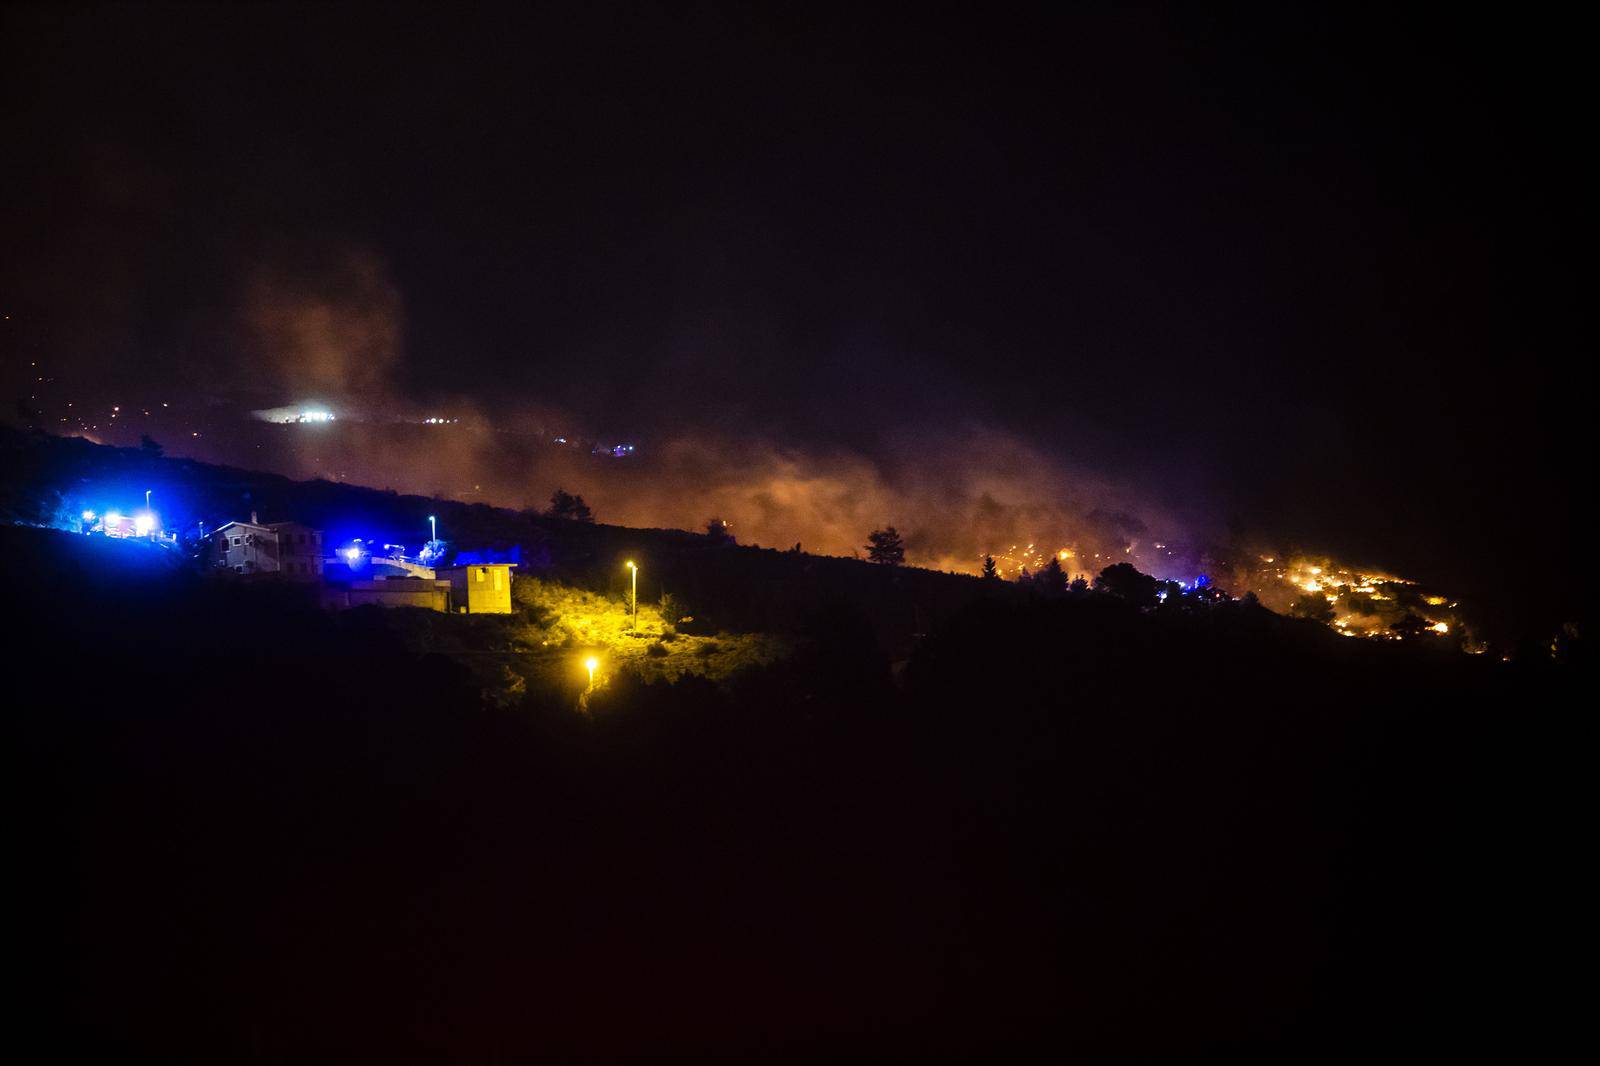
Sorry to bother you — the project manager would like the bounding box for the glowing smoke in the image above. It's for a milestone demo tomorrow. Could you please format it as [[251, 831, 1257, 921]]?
[[216, 245, 1224, 578], [241, 244, 405, 400]]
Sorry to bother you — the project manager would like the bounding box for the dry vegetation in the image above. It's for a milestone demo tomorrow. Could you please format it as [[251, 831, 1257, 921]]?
[[510, 576, 787, 690]]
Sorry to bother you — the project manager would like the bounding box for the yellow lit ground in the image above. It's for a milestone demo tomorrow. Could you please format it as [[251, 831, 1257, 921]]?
[[511, 577, 787, 688]]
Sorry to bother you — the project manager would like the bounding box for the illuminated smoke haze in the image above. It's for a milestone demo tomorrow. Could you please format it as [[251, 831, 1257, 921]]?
[[202, 245, 1218, 578], [239, 244, 406, 405], [1, 3, 1581, 639]]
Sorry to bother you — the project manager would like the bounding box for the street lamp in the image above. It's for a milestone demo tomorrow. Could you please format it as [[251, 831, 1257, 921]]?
[[626, 560, 637, 632], [428, 514, 437, 542], [584, 655, 599, 690]]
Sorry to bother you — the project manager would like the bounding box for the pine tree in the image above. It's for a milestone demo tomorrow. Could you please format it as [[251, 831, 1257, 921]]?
[[548, 488, 594, 523], [1035, 556, 1067, 594], [981, 554, 998, 580], [866, 526, 906, 566]]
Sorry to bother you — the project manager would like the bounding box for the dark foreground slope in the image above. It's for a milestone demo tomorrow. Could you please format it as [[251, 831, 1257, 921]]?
[[8, 524, 1582, 1062]]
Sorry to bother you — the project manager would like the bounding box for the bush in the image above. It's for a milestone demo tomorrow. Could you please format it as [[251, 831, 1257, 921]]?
[[646, 642, 669, 658], [658, 593, 683, 624], [1290, 593, 1336, 625]]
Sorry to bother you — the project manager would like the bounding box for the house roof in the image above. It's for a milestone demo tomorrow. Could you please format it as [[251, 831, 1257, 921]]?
[[207, 520, 319, 537]]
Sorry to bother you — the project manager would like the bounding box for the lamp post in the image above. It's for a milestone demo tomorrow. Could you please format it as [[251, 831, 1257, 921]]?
[[584, 655, 599, 690], [428, 514, 437, 542], [626, 560, 637, 632]]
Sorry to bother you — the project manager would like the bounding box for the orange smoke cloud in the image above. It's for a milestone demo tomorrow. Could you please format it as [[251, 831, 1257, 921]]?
[[223, 245, 1215, 578], [242, 244, 404, 399]]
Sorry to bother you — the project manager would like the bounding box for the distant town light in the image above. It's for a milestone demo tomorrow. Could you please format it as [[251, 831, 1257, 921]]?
[[82, 510, 96, 521], [134, 513, 154, 535]]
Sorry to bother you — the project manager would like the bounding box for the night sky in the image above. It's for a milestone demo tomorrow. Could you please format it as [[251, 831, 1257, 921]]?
[[1, 4, 1585, 633]]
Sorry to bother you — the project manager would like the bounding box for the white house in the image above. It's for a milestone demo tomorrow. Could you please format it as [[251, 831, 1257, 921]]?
[[204, 513, 324, 580]]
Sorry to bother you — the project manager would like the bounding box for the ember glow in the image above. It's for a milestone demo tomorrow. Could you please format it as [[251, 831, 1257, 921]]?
[[976, 537, 1476, 643], [1249, 556, 1473, 644]]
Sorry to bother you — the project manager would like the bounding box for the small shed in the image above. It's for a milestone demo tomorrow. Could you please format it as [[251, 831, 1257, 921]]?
[[438, 563, 514, 614]]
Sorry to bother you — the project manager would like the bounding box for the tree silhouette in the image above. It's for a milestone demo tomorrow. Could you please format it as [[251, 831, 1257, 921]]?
[[981, 554, 998, 580], [1390, 613, 1432, 639], [866, 527, 905, 566], [1093, 562, 1161, 608], [1290, 593, 1336, 625], [705, 517, 735, 545], [547, 488, 594, 523], [1032, 556, 1067, 595], [139, 434, 164, 457]]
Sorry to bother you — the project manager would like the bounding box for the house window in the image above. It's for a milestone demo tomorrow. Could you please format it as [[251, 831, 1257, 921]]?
[[232, 536, 242, 546], [476, 568, 485, 582], [493, 569, 502, 591]]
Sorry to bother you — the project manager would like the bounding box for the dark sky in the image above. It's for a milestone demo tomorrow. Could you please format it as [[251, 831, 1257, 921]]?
[[1, 3, 1585, 632]]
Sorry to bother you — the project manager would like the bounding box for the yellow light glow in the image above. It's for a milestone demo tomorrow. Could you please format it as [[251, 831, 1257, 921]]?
[[584, 656, 599, 687], [1431, 622, 1449, 634]]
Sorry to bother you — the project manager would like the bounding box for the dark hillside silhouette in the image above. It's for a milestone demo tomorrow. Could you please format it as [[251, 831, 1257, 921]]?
[[8, 517, 1577, 1061]]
